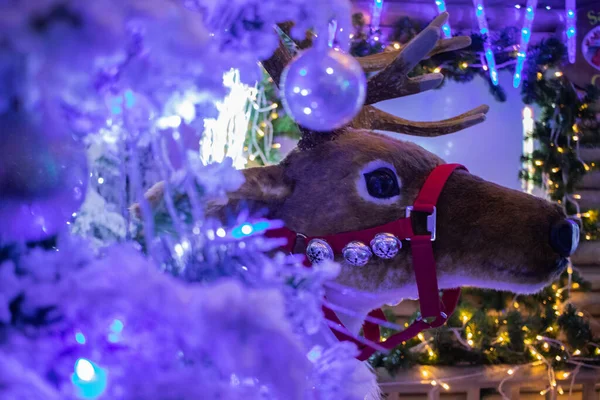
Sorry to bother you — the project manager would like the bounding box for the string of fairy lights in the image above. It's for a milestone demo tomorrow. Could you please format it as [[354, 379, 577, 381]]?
[[326, 265, 599, 397], [473, 0, 499, 85]]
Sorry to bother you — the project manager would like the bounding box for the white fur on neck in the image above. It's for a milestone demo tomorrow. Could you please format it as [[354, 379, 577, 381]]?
[[325, 272, 548, 336]]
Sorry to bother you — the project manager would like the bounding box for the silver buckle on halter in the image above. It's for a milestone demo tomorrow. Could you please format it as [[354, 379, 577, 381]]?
[[405, 206, 437, 241]]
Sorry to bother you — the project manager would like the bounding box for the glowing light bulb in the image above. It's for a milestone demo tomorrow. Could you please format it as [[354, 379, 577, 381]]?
[[75, 359, 96, 382], [216, 228, 226, 238], [441, 383, 450, 390], [573, 349, 581, 356], [71, 359, 107, 399], [507, 369, 514, 375], [75, 332, 86, 345], [431, 380, 437, 386], [393, 42, 401, 50]]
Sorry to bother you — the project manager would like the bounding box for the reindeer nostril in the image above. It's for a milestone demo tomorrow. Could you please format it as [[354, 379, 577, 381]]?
[[550, 219, 580, 257]]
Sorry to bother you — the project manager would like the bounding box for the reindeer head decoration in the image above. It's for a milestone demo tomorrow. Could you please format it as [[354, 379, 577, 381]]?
[[139, 13, 579, 331]]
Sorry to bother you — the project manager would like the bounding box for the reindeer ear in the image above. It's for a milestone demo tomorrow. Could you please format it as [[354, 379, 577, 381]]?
[[229, 165, 293, 203]]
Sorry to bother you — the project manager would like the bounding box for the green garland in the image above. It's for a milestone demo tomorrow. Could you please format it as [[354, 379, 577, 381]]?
[[371, 270, 597, 372], [519, 40, 600, 239]]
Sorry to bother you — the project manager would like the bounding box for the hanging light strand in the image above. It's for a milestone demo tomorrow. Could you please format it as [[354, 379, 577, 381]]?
[[434, 0, 452, 37], [565, 0, 576, 63], [513, 0, 538, 88], [371, 0, 384, 33], [472, 0, 499, 85]]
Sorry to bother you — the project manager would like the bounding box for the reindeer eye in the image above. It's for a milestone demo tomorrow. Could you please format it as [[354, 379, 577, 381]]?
[[364, 168, 400, 199]]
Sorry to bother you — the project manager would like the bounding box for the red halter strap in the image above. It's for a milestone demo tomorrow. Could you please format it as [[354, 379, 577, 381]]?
[[265, 164, 465, 361]]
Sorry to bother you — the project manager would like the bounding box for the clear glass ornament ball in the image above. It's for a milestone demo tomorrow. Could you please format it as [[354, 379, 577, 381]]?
[[280, 47, 366, 132]]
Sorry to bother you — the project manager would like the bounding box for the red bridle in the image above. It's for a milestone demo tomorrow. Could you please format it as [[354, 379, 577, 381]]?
[[266, 163, 465, 361]]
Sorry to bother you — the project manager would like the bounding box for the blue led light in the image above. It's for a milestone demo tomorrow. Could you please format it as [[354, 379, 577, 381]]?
[[473, 0, 499, 85], [71, 359, 107, 399], [75, 332, 86, 345], [110, 319, 124, 333], [565, 0, 576, 63], [124, 90, 136, 109], [434, 0, 451, 36], [441, 24, 451, 37], [371, 0, 384, 31], [107, 319, 124, 343], [230, 220, 277, 239], [513, 0, 537, 87]]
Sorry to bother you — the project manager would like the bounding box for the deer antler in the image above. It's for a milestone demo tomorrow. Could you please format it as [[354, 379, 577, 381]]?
[[364, 13, 461, 105], [350, 105, 490, 137], [261, 12, 489, 144], [349, 12, 490, 137], [357, 36, 471, 73]]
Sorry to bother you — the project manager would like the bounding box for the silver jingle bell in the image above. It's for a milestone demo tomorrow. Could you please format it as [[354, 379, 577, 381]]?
[[370, 233, 402, 259], [306, 239, 334, 264], [342, 241, 373, 267]]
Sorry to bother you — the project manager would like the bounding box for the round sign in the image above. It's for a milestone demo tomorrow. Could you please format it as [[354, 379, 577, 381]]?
[[582, 26, 600, 72]]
